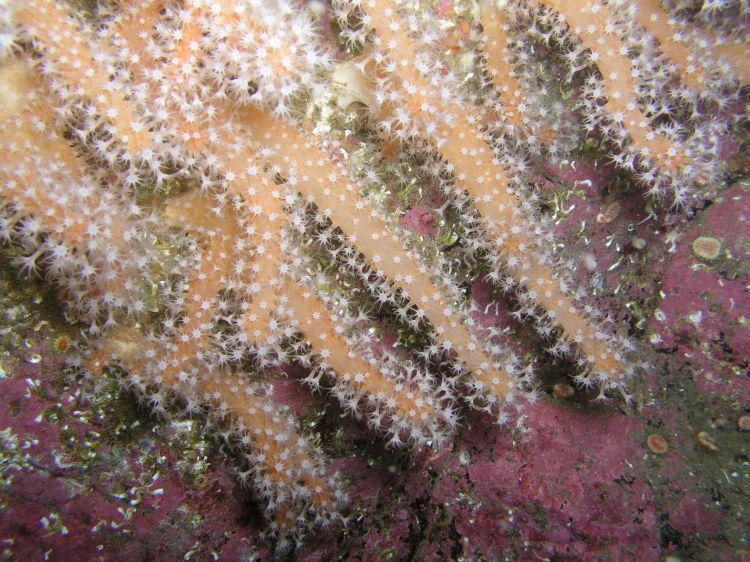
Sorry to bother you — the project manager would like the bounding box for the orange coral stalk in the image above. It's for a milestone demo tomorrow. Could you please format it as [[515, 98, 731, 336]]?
[[361, 0, 626, 381], [200, 375, 339, 520], [161, 190, 244, 385], [1, 60, 93, 246], [17, 0, 153, 155], [109, 0, 165, 82], [632, 0, 749, 87], [479, 0, 554, 143], [233, 106, 514, 398], [0, 58, 138, 310], [535, 0, 687, 172], [283, 282, 450, 441]]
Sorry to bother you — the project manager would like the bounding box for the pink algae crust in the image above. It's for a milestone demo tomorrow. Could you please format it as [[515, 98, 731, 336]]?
[[399, 206, 439, 237], [648, 185, 750, 398], [436, 402, 657, 561], [0, 337, 267, 561]]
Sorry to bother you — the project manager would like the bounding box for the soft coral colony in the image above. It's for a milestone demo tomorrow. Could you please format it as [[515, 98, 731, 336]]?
[[0, 0, 747, 548]]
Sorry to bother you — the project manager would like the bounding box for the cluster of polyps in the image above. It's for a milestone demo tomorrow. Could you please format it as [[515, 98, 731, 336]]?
[[4, 0, 740, 546], [479, 0, 747, 206]]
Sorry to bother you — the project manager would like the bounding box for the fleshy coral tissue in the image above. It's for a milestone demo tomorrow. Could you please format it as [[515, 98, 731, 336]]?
[[0, 0, 747, 550]]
